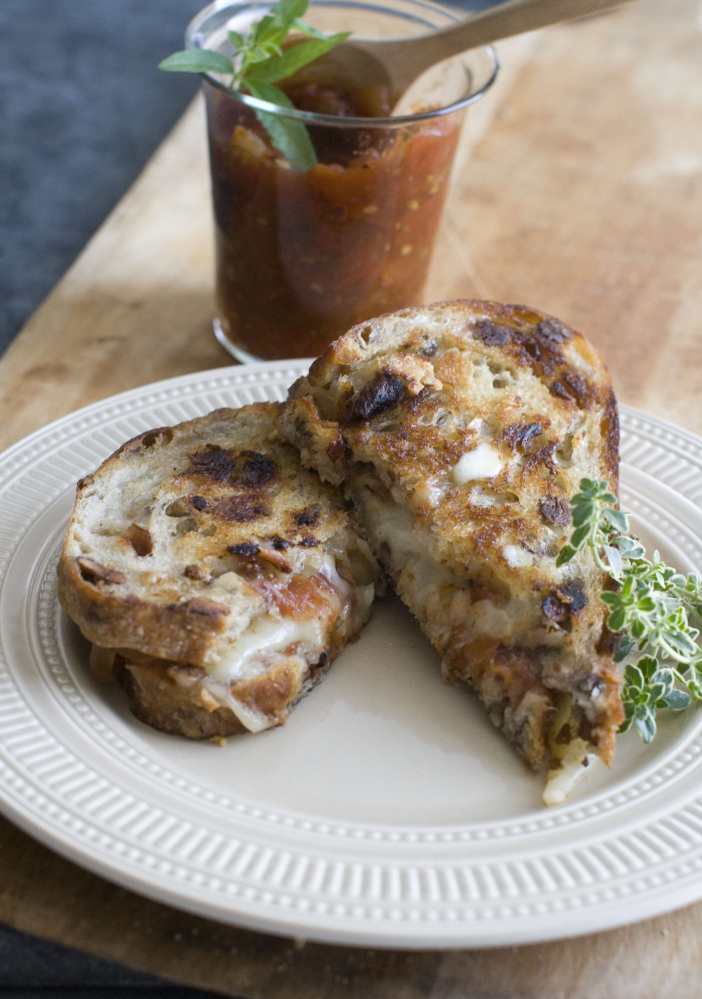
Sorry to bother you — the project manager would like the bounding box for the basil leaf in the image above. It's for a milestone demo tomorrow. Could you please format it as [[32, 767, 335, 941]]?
[[246, 80, 317, 171], [253, 17, 289, 49], [292, 17, 329, 38], [269, 0, 310, 26], [159, 49, 234, 75], [247, 33, 352, 84]]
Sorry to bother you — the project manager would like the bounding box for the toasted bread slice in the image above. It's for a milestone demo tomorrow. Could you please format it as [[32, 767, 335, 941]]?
[[282, 301, 623, 799], [58, 404, 379, 738]]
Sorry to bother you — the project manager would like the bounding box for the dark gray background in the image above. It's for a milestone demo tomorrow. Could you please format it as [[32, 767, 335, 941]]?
[[0, 0, 492, 990], [1, 0, 203, 355]]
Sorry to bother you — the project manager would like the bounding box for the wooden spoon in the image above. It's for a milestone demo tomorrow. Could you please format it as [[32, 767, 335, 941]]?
[[326, 0, 636, 113]]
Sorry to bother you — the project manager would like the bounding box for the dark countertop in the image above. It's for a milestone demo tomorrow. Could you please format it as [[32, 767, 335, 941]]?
[[0, 923, 225, 995], [0, 0, 492, 990]]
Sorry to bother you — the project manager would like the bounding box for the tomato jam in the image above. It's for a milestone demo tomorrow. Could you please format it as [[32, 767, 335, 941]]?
[[204, 79, 463, 360]]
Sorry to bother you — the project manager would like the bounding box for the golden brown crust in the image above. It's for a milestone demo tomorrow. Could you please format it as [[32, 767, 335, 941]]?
[[282, 299, 623, 770], [112, 648, 336, 740], [113, 655, 249, 739], [58, 404, 365, 666], [57, 577, 233, 667], [60, 403, 379, 738]]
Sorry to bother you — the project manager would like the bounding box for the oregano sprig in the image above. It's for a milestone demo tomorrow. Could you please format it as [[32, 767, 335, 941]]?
[[558, 478, 702, 743], [159, 0, 351, 170], [555, 479, 635, 578]]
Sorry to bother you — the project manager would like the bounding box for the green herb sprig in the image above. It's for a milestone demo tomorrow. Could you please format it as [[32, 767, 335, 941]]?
[[159, 0, 351, 170], [558, 478, 702, 743]]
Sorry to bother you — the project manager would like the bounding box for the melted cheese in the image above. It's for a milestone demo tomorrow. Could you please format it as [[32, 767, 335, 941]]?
[[413, 480, 449, 508], [544, 694, 595, 805], [207, 555, 354, 700], [503, 544, 533, 568], [209, 613, 326, 685], [200, 676, 275, 734], [543, 744, 595, 806], [319, 554, 351, 599], [452, 444, 504, 484]]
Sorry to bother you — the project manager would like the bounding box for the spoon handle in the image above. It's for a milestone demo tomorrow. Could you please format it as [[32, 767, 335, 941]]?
[[369, 0, 635, 81]]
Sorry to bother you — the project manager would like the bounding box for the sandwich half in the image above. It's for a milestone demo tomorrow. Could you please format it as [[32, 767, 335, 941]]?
[[281, 300, 624, 802], [58, 404, 379, 739]]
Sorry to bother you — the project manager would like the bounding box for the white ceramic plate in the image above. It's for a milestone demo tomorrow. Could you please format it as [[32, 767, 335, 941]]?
[[3, 362, 702, 949]]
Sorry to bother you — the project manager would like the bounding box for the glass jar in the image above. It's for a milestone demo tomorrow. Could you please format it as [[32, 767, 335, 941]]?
[[187, 0, 499, 361]]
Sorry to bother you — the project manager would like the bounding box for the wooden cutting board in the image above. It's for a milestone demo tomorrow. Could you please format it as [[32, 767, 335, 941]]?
[[1, 0, 701, 995]]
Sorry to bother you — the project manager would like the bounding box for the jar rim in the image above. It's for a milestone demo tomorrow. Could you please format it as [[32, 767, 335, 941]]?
[[185, 0, 499, 128]]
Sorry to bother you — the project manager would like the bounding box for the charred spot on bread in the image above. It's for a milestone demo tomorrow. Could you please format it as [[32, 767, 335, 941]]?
[[551, 380, 572, 400], [268, 535, 291, 550], [502, 421, 544, 453], [213, 495, 271, 522], [293, 506, 320, 527], [76, 556, 125, 585], [186, 445, 276, 486], [227, 542, 260, 556], [551, 370, 591, 407], [558, 581, 587, 612], [535, 318, 573, 344], [237, 450, 277, 487], [187, 444, 235, 478], [191, 495, 209, 510], [474, 319, 511, 346]]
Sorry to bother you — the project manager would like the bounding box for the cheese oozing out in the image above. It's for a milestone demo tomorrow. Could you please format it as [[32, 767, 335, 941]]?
[[200, 676, 276, 734], [543, 694, 594, 805], [204, 556, 359, 735], [452, 443, 504, 484], [208, 614, 327, 685]]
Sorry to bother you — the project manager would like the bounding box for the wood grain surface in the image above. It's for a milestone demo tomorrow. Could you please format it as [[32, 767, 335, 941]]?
[[1, 0, 701, 995]]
